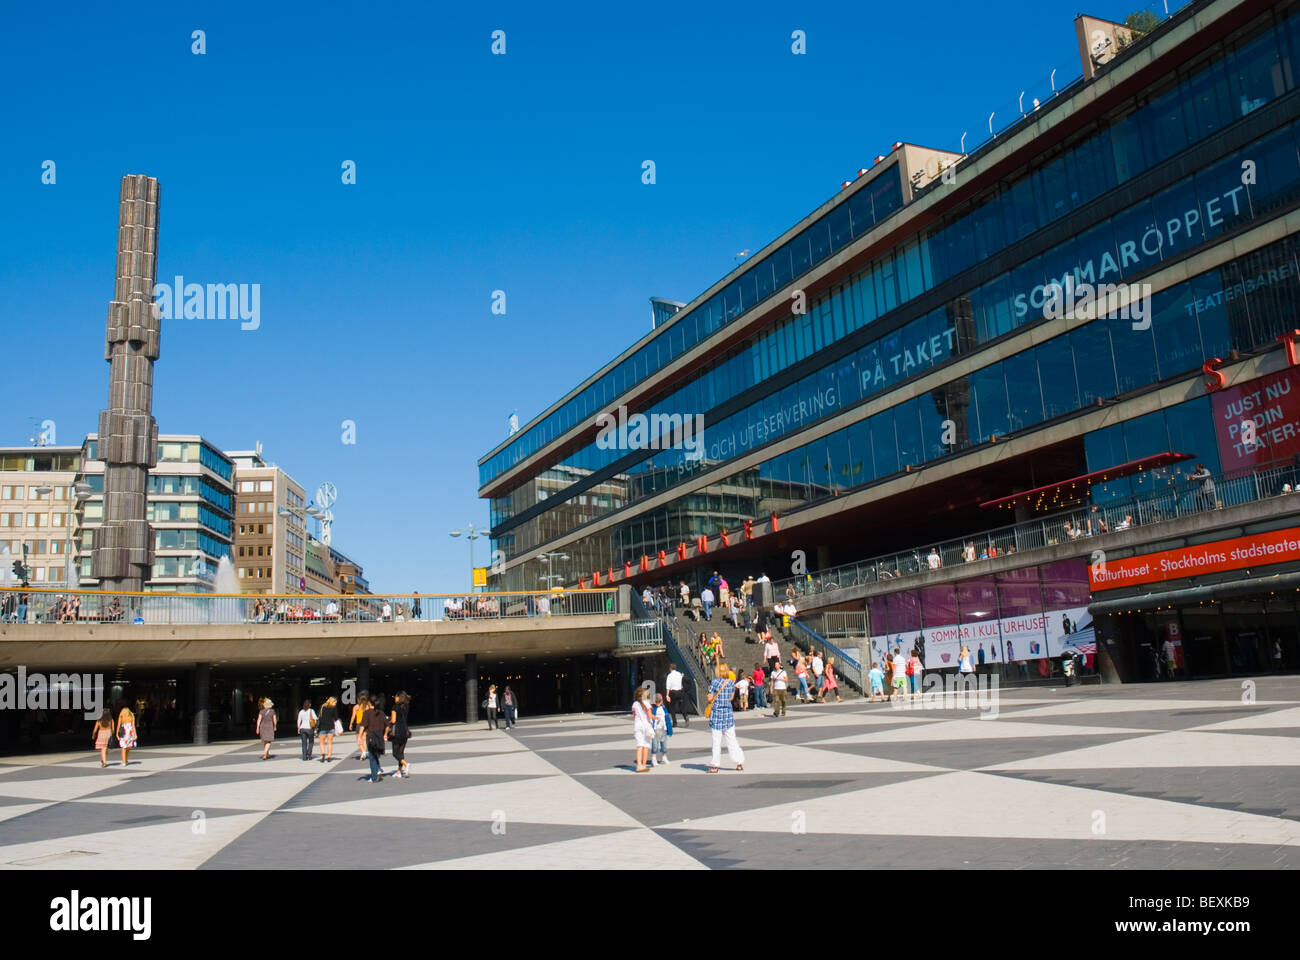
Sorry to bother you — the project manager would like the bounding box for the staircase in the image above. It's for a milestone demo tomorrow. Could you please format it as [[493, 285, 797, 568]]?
[[672, 603, 861, 700]]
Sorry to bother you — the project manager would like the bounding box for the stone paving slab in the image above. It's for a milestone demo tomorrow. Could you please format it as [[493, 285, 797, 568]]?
[[0, 677, 1293, 868]]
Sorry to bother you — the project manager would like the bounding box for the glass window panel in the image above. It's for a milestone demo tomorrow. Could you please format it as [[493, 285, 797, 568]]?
[[828, 202, 852, 252], [894, 397, 924, 468], [971, 362, 1010, 442], [1109, 310, 1159, 395], [1227, 23, 1285, 118], [1151, 281, 1203, 378], [870, 410, 899, 477], [1037, 335, 1078, 420], [918, 386, 950, 461], [1003, 348, 1043, 433], [789, 232, 812, 276], [1165, 395, 1220, 475], [1071, 320, 1117, 405]]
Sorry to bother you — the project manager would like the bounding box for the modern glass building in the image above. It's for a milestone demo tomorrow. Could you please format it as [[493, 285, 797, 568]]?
[[76, 434, 236, 592], [481, 0, 1300, 679]]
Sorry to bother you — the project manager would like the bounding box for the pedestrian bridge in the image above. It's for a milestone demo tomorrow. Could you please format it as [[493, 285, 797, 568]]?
[[0, 587, 631, 670]]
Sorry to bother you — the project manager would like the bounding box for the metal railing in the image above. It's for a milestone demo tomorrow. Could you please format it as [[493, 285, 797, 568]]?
[[775, 459, 1300, 602], [616, 619, 667, 650], [630, 591, 708, 707], [789, 618, 864, 694], [0, 587, 621, 627]]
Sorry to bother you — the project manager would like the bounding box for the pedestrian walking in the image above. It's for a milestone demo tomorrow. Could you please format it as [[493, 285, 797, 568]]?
[[664, 662, 692, 725], [769, 662, 789, 717], [700, 586, 714, 621], [350, 693, 369, 760], [361, 694, 389, 782], [91, 709, 114, 768], [632, 683, 655, 772], [297, 699, 317, 761], [317, 696, 339, 762], [810, 649, 825, 701], [389, 691, 412, 778], [907, 651, 923, 699], [256, 698, 276, 760], [751, 663, 766, 710], [868, 661, 885, 701], [651, 693, 672, 765], [706, 664, 744, 771], [891, 648, 907, 700], [958, 645, 977, 687], [483, 684, 500, 730], [498, 685, 517, 728], [820, 656, 843, 703]]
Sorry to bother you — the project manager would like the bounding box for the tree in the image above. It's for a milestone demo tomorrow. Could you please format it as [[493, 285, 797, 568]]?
[[1124, 10, 1162, 38]]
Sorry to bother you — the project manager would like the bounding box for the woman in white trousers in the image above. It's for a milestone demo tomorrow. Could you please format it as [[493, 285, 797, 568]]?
[[706, 663, 745, 773]]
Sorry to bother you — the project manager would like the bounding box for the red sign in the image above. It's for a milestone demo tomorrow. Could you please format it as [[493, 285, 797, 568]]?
[[1212, 366, 1300, 469], [1090, 527, 1300, 591]]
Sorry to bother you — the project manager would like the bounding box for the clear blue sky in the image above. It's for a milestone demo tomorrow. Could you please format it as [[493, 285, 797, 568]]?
[[0, 0, 1115, 593]]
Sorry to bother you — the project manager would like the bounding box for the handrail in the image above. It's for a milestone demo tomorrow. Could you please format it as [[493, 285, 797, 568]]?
[[0, 587, 620, 626], [630, 591, 707, 708], [774, 458, 1300, 603]]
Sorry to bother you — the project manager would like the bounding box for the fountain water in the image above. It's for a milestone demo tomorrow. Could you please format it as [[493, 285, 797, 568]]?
[[214, 555, 240, 595]]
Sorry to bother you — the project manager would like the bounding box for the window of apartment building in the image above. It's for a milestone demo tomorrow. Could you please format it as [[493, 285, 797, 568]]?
[[26, 513, 47, 527], [0, 513, 20, 527], [238, 568, 247, 578], [258, 480, 273, 492], [28, 486, 49, 500], [1, 485, 20, 499], [26, 540, 46, 554], [33, 567, 46, 582], [51, 513, 65, 527], [239, 481, 255, 492], [259, 524, 265, 534]]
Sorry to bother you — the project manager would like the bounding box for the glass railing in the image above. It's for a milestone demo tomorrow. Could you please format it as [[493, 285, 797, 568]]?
[[774, 458, 1300, 601], [0, 588, 622, 627]]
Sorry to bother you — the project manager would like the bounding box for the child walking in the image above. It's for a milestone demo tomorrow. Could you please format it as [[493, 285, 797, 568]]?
[[91, 709, 114, 767], [651, 693, 673, 765]]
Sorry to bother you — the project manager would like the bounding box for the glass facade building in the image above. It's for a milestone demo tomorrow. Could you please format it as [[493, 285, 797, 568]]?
[[480, 0, 1300, 599]]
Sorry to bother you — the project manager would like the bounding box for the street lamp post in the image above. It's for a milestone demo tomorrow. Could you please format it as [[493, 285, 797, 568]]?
[[537, 552, 569, 589], [34, 481, 93, 587], [449, 524, 489, 592]]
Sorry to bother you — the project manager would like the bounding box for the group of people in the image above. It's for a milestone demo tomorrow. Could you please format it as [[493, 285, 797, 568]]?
[[867, 647, 927, 701], [633, 662, 748, 772], [89, 703, 138, 767], [252, 690, 413, 782], [480, 683, 520, 729], [3, 591, 125, 624]]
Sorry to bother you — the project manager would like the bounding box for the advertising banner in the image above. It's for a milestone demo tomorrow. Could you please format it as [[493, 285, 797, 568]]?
[[1212, 366, 1300, 470], [998, 613, 1049, 662], [1089, 527, 1300, 591], [1046, 605, 1095, 657]]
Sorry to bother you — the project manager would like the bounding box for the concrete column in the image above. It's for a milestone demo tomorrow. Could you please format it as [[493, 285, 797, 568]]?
[[193, 662, 210, 746], [356, 657, 370, 697], [464, 653, 478, 724]]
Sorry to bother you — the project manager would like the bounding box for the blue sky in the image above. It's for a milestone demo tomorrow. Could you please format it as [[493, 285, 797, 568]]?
[[0, 0, 1117, 592]]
